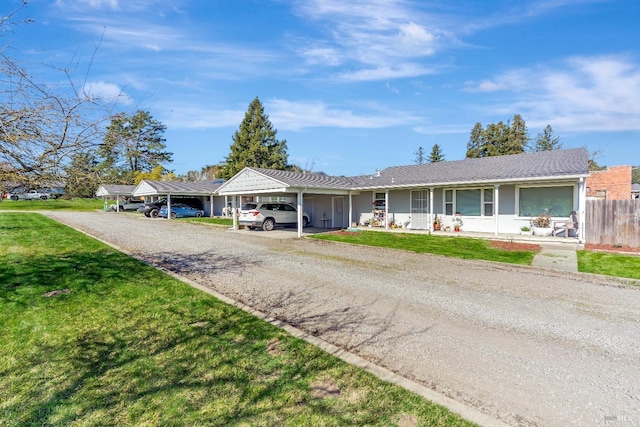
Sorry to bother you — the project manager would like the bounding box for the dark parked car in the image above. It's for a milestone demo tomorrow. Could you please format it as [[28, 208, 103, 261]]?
[[159, 203, 205, 219], [137, 197, 203, 218]]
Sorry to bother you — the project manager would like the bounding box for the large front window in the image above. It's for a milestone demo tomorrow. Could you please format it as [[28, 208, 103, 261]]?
[[444, 188, 493, 216], [518, 186, 573, 217]]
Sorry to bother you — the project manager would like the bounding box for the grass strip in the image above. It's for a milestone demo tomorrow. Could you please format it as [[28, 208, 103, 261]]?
[[577, 250, 640, 280], [185, 217, 234, 227], [310, 230, 538, 265], [0, 213, 474, 426], [0, 198, 104, 211]]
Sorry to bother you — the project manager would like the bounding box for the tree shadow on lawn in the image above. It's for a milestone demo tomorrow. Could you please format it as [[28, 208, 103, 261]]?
[[7, 284, 411, 426], [1, 249, 403, 425], [0, 249, 141, 307]]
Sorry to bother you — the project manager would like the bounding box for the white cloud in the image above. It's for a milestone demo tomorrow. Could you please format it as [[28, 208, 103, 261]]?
[[83, 0, 118, 8], [83, 81, 133, 104], [267, 99, 420, 130], [160, 104, 244, 130], [466, 55, 640, 132], [301, 46, 342, 66], [293, 0, 448, 81], [158, 99, 421, 132], [55, 0, 156, 12], [337, 63, 435, 82]]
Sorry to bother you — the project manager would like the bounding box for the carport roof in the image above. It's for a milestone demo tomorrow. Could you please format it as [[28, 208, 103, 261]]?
[[95, 184, 136, 197], [216, 168, 357, 196], [133, 179, 224, 197]]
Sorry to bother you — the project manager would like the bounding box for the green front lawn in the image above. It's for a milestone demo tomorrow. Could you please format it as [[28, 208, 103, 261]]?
[[0, 213, 473, 426], [310, 230, 539, 265], [577, 250, 640, 280], [185, 216, 234, 227]]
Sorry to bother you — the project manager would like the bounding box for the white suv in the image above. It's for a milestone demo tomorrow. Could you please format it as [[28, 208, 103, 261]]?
[[240, 202, 310, 231]]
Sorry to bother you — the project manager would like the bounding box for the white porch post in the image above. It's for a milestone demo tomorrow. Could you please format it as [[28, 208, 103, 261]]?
[[209, 194, 214, 217], [297, 190, 303, 238], [232, 196, 238, 230], [384, 190, 389, 230], [167, 194, 172, 219], [494, 184, 500, 236], [578, 177, 586, 243], [348, 191, 353, 228], [429, 187, 434, 231]]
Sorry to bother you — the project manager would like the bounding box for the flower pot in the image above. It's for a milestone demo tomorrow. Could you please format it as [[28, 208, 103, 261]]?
[[533, 226, 553, 236]]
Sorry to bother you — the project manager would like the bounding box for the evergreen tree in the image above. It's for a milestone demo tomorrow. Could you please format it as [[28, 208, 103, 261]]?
[[414, 146, 425, 164], [466, 122, 484, 158], [534, 125, 561, 151], [219, 97, 289, 179], [98, 110, 172, 184], [466, 115, 529, 158], [428, 144, 445, 162], [504, 114, 529, 155], [483, 121, 507, 157]]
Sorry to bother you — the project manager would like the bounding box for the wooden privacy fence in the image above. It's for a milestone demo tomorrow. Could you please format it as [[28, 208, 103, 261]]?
[[585, 199, 640, 247]]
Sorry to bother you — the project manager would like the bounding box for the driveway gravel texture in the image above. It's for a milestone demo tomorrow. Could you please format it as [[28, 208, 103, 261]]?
[[44, 212, 640, 427]]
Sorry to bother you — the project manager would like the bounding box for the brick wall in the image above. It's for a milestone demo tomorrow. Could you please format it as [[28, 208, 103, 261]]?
[[586, 166, 632, 200]]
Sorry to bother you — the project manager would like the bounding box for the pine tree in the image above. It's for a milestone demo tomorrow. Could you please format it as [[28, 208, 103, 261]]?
[[98, 110, 172, 184], [219, 97, 289, 180], [534, 125, 561, 151], [466, 122, 485, 158], [414, 146, 425, 164], [466, 115, 529, 158], [428, 144, 445, 162], [504, 114, 529, 155]]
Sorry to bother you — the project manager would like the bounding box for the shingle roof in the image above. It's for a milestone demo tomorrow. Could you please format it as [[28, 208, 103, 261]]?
[[251, 168, 358, 189], [140, 180, 224, 194], [95, 184, 136, 197], [350, 147, 590, 189], [220, 148, 589, 194]]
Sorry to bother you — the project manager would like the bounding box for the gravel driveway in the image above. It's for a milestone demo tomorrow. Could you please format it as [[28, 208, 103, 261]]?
[[45, 212, 640, 426]]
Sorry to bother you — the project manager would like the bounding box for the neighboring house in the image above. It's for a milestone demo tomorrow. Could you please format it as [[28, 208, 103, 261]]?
[[585, 165, 632, 200], [631, 183, 640, 199], [95, 184, 138, 211], [216, 148, 590, 241], [132, 179, 226, 217]]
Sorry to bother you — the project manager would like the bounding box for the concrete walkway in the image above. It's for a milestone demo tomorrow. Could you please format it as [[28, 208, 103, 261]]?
[[532, 243, 579, 272]]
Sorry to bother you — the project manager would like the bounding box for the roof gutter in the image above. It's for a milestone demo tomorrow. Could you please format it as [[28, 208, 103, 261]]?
[[350, 173, 590, 191]]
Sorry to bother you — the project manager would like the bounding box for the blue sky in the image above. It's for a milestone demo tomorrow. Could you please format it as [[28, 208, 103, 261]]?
[[6, 0, 639, 176]]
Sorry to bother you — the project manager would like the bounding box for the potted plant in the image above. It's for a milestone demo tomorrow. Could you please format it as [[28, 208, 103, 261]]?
[[453, 216, 463, 232], [433, 215, 442, 231], [531, 212, 552, 236], [520, 225, 532, 235]]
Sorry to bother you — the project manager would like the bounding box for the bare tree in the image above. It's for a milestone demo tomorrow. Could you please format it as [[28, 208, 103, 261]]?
[[0, 5, 119, 194]]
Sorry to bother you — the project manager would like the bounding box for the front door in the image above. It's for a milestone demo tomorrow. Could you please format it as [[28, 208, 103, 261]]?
[[332, 197, 344, 228], [411, 190, 430, 229]]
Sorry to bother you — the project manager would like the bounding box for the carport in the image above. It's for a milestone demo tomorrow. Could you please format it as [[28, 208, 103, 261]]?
[[132, 179, 225, 218], [216, 168, 356, 237], [95, 184, 136, 212]]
